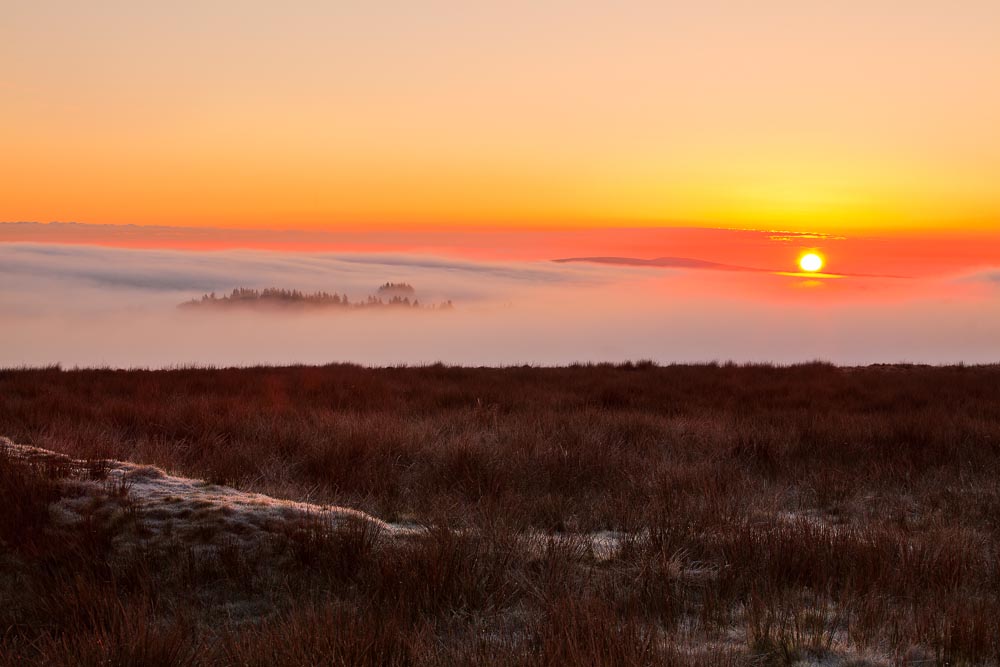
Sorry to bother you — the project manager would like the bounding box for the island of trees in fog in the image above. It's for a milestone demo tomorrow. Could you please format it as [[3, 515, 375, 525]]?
[[179, 286, 453, 311]]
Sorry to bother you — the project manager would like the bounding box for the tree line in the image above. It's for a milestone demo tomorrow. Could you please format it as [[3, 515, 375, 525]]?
[[179, 287, 453, 311]]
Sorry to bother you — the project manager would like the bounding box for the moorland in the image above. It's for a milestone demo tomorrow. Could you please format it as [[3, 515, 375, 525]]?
[[1, 362, 999, 666]]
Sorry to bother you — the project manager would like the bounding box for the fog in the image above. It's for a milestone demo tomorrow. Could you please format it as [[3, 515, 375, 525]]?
[[2, 243, 999, 367]]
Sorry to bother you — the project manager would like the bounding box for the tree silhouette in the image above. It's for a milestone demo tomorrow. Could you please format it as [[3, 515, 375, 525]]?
[[179, 285, 452, 312]]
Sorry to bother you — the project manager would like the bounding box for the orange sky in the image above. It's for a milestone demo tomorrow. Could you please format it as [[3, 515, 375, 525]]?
[[2, 1, 999, 234]]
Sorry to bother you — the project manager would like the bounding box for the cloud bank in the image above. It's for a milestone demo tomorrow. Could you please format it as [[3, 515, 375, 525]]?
[[0, 243, 607, 313], [1, 243, 999, 367]]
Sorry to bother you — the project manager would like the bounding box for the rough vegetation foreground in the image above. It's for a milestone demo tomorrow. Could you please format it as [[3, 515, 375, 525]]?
[[1, 363, 999, 665]]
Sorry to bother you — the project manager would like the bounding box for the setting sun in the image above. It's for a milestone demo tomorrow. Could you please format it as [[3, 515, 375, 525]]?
[[799, 253, 824, 273]]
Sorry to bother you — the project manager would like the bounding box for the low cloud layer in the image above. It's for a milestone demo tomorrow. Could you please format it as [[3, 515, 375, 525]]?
[[0, 243, 608, 314], [1, 242, 999, 367]]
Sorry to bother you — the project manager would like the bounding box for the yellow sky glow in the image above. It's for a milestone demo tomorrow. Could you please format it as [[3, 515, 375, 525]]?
[[2, 1, 998, 233]]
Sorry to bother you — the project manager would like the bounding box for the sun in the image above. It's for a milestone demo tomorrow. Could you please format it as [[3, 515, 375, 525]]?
[[799, 253, 824, 273]]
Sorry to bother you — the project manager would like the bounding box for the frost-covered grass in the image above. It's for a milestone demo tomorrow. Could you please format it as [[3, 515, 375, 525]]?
[[2, 363, 1000, 665], [6, 440, 397, 543]]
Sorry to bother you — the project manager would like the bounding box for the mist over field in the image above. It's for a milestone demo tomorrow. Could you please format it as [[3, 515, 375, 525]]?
[[2, 242, 999, 367]]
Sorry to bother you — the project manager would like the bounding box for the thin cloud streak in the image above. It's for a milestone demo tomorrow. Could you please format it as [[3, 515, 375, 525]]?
[[553, 256, 769, 272], [554, 255, 913, 279]]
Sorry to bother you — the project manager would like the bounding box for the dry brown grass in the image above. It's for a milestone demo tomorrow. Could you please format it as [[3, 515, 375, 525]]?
[[2, 362, 1000, 665]]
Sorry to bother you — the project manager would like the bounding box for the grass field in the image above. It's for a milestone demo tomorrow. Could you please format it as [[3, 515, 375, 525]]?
[[2, 363, 999, 665]]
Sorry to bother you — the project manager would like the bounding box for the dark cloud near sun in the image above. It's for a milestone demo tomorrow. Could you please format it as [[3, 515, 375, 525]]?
[[553, 256, 769, 273], [554, 255, 913, 280], [961, 269, 1000, 286]]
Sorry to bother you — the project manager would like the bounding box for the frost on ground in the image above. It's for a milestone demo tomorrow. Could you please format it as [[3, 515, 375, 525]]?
[[0, 436, 622, 557], [1, 436, 402, 551]]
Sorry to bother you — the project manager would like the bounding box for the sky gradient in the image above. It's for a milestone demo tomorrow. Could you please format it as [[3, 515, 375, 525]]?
[[3, 3, 998, 366], [4, 1, 999, 232]]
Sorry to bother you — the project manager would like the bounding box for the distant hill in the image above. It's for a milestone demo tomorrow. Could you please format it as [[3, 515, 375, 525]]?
[[179, 287, 453, 311]]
